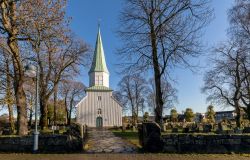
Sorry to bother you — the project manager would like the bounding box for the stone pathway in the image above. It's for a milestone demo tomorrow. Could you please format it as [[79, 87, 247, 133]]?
[[84, 128, 137, 153]]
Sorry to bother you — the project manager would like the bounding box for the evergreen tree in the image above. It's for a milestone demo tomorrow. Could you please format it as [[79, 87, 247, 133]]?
[[184, 108, 194, 122], [170, 108, 178, 122], [206, 105, 216, 123]]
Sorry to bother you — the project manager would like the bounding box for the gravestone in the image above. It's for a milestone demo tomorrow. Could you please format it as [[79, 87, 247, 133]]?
[[203, 124, 212, 133], [217, 122, 228, 134], [2, 129, 11, 135], [243, 127, 250, 133], [163, 125, 167, 132], [182, 127, 189, 133], [172, 128, 178, 133], [138, 122, 163, 152], [198, 125, 203, 132], [122, 123, 126, 132]]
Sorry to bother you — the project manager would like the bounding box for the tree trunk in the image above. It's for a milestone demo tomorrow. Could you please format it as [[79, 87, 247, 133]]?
[[29, 106, 33, 127], [40, 97, 48, 129], [1, 0, 28, 136], [53, 84, 58, 125], [67, 97, 74, 125], [149, 10, 164, 127], [9, 34, 28, 136], [7, 104, 15, 134], [235, 103, 242, 128], [15, 85, 28, 135]]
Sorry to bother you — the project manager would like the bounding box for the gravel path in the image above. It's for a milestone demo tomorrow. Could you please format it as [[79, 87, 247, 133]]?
[[1, 154, 250, 160], [84, 128, 137, 153]]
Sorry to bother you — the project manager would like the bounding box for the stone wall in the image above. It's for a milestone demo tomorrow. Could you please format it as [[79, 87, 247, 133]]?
[[139, 122, 250, 153], [162, 134, 250, 153], [0, 123, 87, 153]]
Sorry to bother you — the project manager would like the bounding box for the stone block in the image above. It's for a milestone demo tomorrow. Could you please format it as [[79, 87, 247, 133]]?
[[139, 122, 163, 152]]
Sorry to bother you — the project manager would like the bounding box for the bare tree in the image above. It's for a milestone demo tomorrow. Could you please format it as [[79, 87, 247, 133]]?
[[59, 80, 85, 125], [229, 0, 250, 119], [118, 0, 213, 126], [147, 77, 177, 114], [0, 45, 15, 134], [117, 74, 149, 125], [202, 41, 248, 127], [203, 0, 250, 126]]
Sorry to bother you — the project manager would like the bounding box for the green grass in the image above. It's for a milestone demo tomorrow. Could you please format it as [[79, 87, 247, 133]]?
[[111, 129, 141, 148]]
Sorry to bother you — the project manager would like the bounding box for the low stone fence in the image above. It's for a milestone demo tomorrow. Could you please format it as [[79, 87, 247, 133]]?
[[162, 134, 250, 153], [139, 122, 250, 153], [0, 123, 87, 153]]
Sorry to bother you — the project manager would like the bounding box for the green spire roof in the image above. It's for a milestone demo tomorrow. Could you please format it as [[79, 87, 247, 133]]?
[[89, 27, 109, 74]]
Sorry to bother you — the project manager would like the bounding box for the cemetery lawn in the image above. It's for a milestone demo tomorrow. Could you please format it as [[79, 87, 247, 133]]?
[[111, 129, 141, 148]]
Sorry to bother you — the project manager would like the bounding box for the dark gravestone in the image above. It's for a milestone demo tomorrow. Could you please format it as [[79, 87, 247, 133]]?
[[182, 127, 189, 133], [172, 128, 178, 133], [190, 124, 198, 133], [203, 124, 212, 133], [2, 129, 11, 135], [138, 122, 163, 152], [234, 128, 243, 134], [243, 127, 250, 133]]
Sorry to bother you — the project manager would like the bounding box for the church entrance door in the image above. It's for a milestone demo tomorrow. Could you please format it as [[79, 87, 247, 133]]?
[[96, 117, 103, 128]]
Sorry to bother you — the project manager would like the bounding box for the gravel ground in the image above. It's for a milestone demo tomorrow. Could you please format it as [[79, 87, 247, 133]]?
[[1, 154, 250, 160]]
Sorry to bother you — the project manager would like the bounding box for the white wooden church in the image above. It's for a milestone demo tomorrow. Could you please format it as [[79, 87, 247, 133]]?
[[76, 27, 122, 128]]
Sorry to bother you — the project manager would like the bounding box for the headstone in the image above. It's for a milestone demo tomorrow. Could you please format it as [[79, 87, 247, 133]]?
[[122, 123, 126, 132], [203, 124, 212, 133], [163, 125, 167, 132], [182, 127, 189, 133], [234, 128, 242, 134], [54, 130, 60, 134], [2, 129, 11, 135], [132, 125, 136, 132], [198, 125, 203, 132], [217, 122, 228, 134], [243, 127, 250, 133], [172, 128, 178, 133], [138, 122, 163, 152]]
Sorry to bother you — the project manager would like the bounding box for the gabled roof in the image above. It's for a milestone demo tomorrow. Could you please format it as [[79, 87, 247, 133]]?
[[89, 27, 109, 74]]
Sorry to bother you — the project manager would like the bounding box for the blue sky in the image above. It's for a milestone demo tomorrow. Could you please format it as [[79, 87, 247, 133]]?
[[66, 0, 234, 114]]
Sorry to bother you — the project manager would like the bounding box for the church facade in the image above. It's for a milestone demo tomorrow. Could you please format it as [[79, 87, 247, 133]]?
[[76, 27, 122, 127]]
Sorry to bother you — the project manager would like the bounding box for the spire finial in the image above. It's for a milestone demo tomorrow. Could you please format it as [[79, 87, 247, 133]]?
[[98, 18, 101, 29]]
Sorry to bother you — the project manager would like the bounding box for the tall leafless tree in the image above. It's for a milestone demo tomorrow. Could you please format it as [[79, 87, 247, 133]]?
[[59, 80, 85, 125], [0, 44, 15, 134], [117, 74, 149, 125], [147, 77, 177, 115], [202, 41, 248, 127], [118, 0, 213, 126], [203, 0, 250, 126]]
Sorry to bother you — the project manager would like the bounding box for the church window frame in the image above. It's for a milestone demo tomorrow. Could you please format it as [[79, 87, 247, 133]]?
[[95, 75, 103, 86], [98, 108, 102, 115], [98, 96, 101, 101]]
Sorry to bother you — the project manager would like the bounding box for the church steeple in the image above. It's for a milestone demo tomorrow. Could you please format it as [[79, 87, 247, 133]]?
[[88, 25, 110, 88], [89, 26, 109, 74]]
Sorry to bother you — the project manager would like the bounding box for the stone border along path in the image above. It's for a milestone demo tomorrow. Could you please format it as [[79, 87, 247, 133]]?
[[84, 128, 137, 153]]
